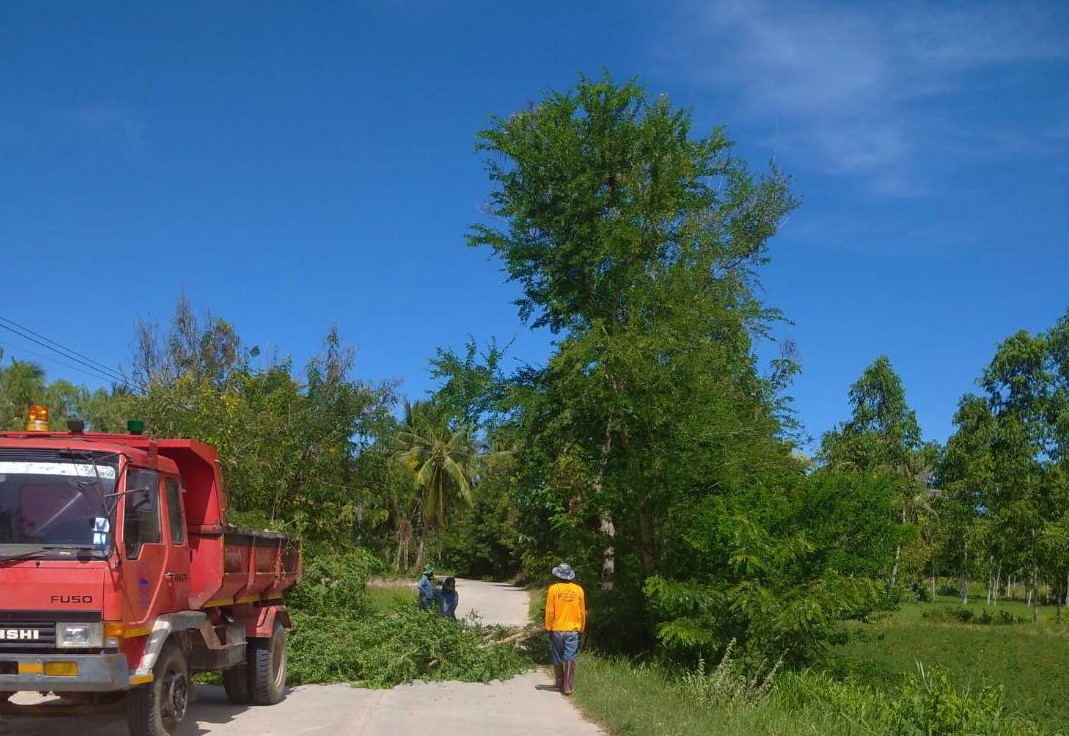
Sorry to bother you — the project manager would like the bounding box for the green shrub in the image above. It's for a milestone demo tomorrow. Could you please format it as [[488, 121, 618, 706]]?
[[920, 605, 1027, 625], [895, 664, 1008, 736], [287, 546, 380, 617]]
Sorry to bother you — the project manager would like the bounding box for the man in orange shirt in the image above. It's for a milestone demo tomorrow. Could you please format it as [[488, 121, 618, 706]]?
[[544, 562, 585, 695]]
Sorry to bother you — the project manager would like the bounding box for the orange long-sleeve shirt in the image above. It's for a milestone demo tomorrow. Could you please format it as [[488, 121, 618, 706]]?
[[544, 581, 586, 633]]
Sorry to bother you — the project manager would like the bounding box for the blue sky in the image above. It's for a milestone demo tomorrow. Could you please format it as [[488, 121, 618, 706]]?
[[1, 1, 1066, 449]]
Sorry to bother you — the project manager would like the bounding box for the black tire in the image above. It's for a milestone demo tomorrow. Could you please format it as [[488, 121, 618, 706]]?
[[249, 621, 287, 705], [126, 643, 191, 736], [222, 664, 252, 705]]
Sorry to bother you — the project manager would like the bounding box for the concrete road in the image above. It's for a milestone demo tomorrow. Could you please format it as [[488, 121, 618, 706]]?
[[1, 580, 603, 736], [447, 578, 533, 626]]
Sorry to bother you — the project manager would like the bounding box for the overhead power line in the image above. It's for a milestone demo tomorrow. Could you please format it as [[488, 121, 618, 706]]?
[[0, 314, 134, 389], [0, 337, 128, 387]]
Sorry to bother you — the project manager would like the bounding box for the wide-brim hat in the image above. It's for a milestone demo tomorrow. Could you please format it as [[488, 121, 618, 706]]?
[[552, 562, 575, 581], [422, 565, 434, 576]]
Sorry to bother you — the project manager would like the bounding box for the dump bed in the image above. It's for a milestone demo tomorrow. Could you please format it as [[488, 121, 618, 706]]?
[[152, 439, 302, 609], [186, 527, 300, 608]]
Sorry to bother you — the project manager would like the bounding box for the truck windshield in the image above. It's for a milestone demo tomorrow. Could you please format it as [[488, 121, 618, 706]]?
[[0, 450, 118, 556]]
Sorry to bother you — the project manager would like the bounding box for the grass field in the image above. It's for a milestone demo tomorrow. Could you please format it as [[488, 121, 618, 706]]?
[[828, 596, 1069, 729], [563, 595, 1069, 736]]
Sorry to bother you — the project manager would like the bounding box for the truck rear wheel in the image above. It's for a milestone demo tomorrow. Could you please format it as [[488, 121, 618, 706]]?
[[249, 621, 287, 705], [126, 643, 190, 736]]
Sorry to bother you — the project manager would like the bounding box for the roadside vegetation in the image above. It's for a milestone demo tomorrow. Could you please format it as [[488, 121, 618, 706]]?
[[2, 71, 1068, 734], [575, 653, 1054, 736]]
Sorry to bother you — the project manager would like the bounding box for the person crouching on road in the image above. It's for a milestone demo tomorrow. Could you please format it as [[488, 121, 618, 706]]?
[[544, 562, 585, 696], [440, 577, 459, 619], [417, 565, 435, 610]]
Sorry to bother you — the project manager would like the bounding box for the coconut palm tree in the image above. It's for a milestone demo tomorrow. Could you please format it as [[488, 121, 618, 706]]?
[[0, 356, 47, 430], [394, 400, 479, 568]]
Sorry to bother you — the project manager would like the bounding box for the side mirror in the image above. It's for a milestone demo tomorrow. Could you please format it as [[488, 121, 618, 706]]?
[[130, 489, 152, 511]]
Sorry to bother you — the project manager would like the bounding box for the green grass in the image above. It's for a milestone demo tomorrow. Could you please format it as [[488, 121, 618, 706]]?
[[564, 594, 1069, 736], [571, 654, 799, 736], [570, 653, 1058, 736], [365, 583, 415, 612], [570, 655, 891, 736], [828, 597, 1069, 729]]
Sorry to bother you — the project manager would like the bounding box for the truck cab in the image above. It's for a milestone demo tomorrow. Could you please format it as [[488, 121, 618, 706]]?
[[0, 407, 301, 736]]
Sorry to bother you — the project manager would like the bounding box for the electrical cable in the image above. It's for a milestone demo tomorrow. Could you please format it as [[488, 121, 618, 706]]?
[[0, 314, 128, 384], [0, 314, 133, 389], [0, 337, 126, 387]]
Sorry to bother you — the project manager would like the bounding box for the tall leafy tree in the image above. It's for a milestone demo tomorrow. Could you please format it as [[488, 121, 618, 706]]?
[[466, 73, 877, 662], [821, 356, 934, 587], [820, 356, 922, 476]]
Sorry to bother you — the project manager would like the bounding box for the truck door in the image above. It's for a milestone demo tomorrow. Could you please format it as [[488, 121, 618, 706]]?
[[162, 476, 191, 609], [122, 468, 169, 628]]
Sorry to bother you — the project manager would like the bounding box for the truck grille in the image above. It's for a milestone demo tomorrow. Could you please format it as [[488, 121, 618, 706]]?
[[0, 610, 101, 654], [0, 618, 55, 651]]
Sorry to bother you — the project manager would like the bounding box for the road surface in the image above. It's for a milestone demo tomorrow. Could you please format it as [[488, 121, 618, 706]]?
[[1, 579, 604, 736]]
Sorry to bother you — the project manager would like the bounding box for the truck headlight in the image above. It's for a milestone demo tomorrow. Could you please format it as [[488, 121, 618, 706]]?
[[56, 622, 103, 649]]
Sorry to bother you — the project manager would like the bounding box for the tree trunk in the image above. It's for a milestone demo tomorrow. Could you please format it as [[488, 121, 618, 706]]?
[[986, 556, 995, 606], [637, 503, 656, 575], [592, 417, 616, 591], [414, 523, 427, 571], [1030, 566, 1039, 624], [960, 538, 969, 606], [397, 519, 413, 573], [1057, 571, 1065, 622], [599, 511, 615, 590], [930, 555, 937, 603]]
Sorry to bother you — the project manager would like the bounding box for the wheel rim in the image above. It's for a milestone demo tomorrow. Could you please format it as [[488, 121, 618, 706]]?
[[160, 666, 189, 728]]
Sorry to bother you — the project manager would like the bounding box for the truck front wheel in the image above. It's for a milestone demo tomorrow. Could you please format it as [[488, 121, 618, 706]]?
[[250, 620, 287, 705], [126, 643, 191, 736]]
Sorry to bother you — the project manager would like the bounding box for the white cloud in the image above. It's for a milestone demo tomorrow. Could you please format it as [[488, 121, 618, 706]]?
[[674, 0, 1069, 193]]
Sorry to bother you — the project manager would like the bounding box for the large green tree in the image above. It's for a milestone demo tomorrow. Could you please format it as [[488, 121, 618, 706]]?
[[820, 356, 935, 588], [467, 73, 877, 661], [820, 356, 922, 476]]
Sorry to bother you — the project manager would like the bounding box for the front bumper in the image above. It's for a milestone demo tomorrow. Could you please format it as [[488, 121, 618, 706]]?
[[0, 653, 130, 692]]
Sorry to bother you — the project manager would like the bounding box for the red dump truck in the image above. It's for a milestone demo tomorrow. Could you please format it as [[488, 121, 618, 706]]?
[[0, 406, 302, 736]]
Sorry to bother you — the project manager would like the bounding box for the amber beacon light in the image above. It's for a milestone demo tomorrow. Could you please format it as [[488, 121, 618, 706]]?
[[26, 404, 50, 432]]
